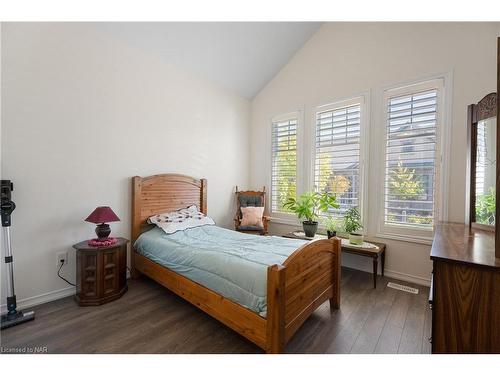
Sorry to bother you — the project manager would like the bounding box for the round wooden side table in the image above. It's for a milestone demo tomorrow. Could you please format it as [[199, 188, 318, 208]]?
[[72, 237, 128, 306]]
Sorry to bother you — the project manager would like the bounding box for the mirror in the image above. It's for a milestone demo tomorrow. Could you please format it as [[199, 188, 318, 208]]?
[[468, 92, 497, 230], [474, 117, 496, 226]]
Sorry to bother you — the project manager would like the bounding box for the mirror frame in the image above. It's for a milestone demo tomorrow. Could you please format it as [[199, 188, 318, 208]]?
[[467, 92, 497, 230], [496, 37, 500, 259]]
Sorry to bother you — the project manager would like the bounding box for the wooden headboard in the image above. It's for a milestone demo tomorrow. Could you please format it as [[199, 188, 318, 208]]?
[[131, 173, 207, 246]]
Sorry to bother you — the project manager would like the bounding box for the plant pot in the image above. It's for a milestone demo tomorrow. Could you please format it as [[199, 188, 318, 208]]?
[[349, 233, 363, 245], [302, 221, 318, 238], [326, 230, 336, 239]]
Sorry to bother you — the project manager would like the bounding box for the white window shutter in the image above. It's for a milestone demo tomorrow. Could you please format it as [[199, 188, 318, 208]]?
[[271, 118, 297, 214], [314, 102, 362, 218], [383, 89, 438, 228]]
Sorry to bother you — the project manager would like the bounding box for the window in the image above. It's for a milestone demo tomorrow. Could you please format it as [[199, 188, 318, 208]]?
[[314, 98, 364, 219], [271, 114, 298, 215], [382, 79, 444, 232]]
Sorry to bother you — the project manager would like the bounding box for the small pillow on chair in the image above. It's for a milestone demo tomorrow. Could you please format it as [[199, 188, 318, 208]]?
[[240, 206, 264, 228]]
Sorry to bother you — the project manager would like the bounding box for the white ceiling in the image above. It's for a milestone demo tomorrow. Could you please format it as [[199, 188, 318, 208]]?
[[89, 22, 322, 99]]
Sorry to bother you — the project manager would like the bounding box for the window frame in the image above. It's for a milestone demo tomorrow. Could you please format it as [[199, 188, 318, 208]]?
[[269, 111, 303, 222], [377, 77, 449, 241], [310, 95, 369, 231]]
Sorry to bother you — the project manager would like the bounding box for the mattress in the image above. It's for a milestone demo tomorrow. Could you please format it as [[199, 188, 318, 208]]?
[[134, 225, 306, 316]]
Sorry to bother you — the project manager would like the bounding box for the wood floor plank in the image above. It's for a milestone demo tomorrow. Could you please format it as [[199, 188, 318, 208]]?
[[398, 288, 429, 354], [421, 300, 432, 354], [0, 268, 430, 354], [374, 290, 413, 353], [324, 271, 383, 354], [350, 282, 398, 353]]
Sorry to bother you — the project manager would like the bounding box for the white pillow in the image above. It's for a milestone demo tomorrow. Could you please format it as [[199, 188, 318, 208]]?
[[148, 205, 215, 234], [240, 206, 264, 228]]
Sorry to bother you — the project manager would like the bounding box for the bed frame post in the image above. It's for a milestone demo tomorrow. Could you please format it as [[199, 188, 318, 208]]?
[[266, 264, 285, 354], [131, 176, 142, 278], [330, 238, 341, 310], [200, 178, 207, 215]]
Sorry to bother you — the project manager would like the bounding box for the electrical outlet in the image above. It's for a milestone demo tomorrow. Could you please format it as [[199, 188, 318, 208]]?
[[56, 251, 68, 266]]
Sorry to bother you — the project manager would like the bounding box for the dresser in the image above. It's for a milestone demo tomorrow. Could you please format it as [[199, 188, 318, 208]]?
[[430, 223, 500, 353]]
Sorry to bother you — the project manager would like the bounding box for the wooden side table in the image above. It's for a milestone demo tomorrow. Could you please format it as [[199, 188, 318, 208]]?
[[282, 232, 386, 288], [73, 237, 128, 306], [342, 239, 386, 289]]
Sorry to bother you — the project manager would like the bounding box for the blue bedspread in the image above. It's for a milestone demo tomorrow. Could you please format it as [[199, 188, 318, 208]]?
[[134, 225, 306, 316]]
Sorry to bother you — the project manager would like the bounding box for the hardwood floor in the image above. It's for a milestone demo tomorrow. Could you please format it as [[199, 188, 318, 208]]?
[[0, 268, 431, 354]]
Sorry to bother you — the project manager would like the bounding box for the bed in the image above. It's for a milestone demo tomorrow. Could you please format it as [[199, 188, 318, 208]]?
[[131, 173, 341, 353]]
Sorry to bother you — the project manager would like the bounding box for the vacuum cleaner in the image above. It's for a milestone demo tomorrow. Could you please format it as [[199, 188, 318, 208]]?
[[1, 180, 35, 329]]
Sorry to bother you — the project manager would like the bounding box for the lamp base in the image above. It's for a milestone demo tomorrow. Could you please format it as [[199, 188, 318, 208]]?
[[95, 223, 111, 240]]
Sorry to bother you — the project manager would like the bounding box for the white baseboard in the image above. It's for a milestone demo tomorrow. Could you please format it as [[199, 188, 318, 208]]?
[[382, 268, 431, 287], [342, 263, 431, 287], [1, 271, 132, 314], [0, 286, 75, 314]]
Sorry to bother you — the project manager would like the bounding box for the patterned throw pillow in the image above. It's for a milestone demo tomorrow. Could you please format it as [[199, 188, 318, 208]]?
[[148, 205, 215, 234], [240, 206, 264, 228]]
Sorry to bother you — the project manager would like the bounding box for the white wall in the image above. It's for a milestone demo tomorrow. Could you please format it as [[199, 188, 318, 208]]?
[[2, 22, 499, 310], [0, 23, 250, 310], [250, 22, 500, 285]]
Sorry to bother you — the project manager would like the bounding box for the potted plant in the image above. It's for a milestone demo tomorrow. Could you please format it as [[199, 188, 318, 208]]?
[[323, 215, 343, 239], [344, 207, 363, 245], [284, 191, 339, 237]]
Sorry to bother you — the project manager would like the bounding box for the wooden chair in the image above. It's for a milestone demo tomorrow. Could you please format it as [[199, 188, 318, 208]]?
[[234, 186, 270, 235]]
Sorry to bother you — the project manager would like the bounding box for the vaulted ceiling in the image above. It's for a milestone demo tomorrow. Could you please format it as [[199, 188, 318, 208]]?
[[89, 22, 322, 99]]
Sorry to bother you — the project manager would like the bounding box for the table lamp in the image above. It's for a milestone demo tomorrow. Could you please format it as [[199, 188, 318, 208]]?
[[85, 206, 120, 241]]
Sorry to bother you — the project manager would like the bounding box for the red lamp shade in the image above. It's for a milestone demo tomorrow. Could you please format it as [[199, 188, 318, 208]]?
[[85, 206, 120, 243], [85, 206, 120, 224]]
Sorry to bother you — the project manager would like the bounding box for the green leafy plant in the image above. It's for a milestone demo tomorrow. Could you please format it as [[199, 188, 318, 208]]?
[[389, 160, 424, 200], [317, 153, 351, 195], [283, 191, 339, 223], [344, 207, 363, 234], [407, 215, 433, 225], [323, 215, 344, 233], [476, 187, 496, 225]]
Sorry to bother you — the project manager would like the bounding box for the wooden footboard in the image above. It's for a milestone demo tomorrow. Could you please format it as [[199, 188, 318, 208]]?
[[266, 237, 341, 353]]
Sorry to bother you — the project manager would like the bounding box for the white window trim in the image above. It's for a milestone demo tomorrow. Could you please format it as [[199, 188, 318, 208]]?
[[268, 110, 304, 222], [309, 94, 370, 232], [375, 74, 451, 241]]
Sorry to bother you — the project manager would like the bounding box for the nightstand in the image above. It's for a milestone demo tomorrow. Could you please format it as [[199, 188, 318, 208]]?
[[73, 237, 128, 306]]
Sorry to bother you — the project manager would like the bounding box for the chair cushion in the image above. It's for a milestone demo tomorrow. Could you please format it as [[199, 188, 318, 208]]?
[[238, 225, 265, 232], [239, 195, 263, 208], [240, 206, 264, 228]]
